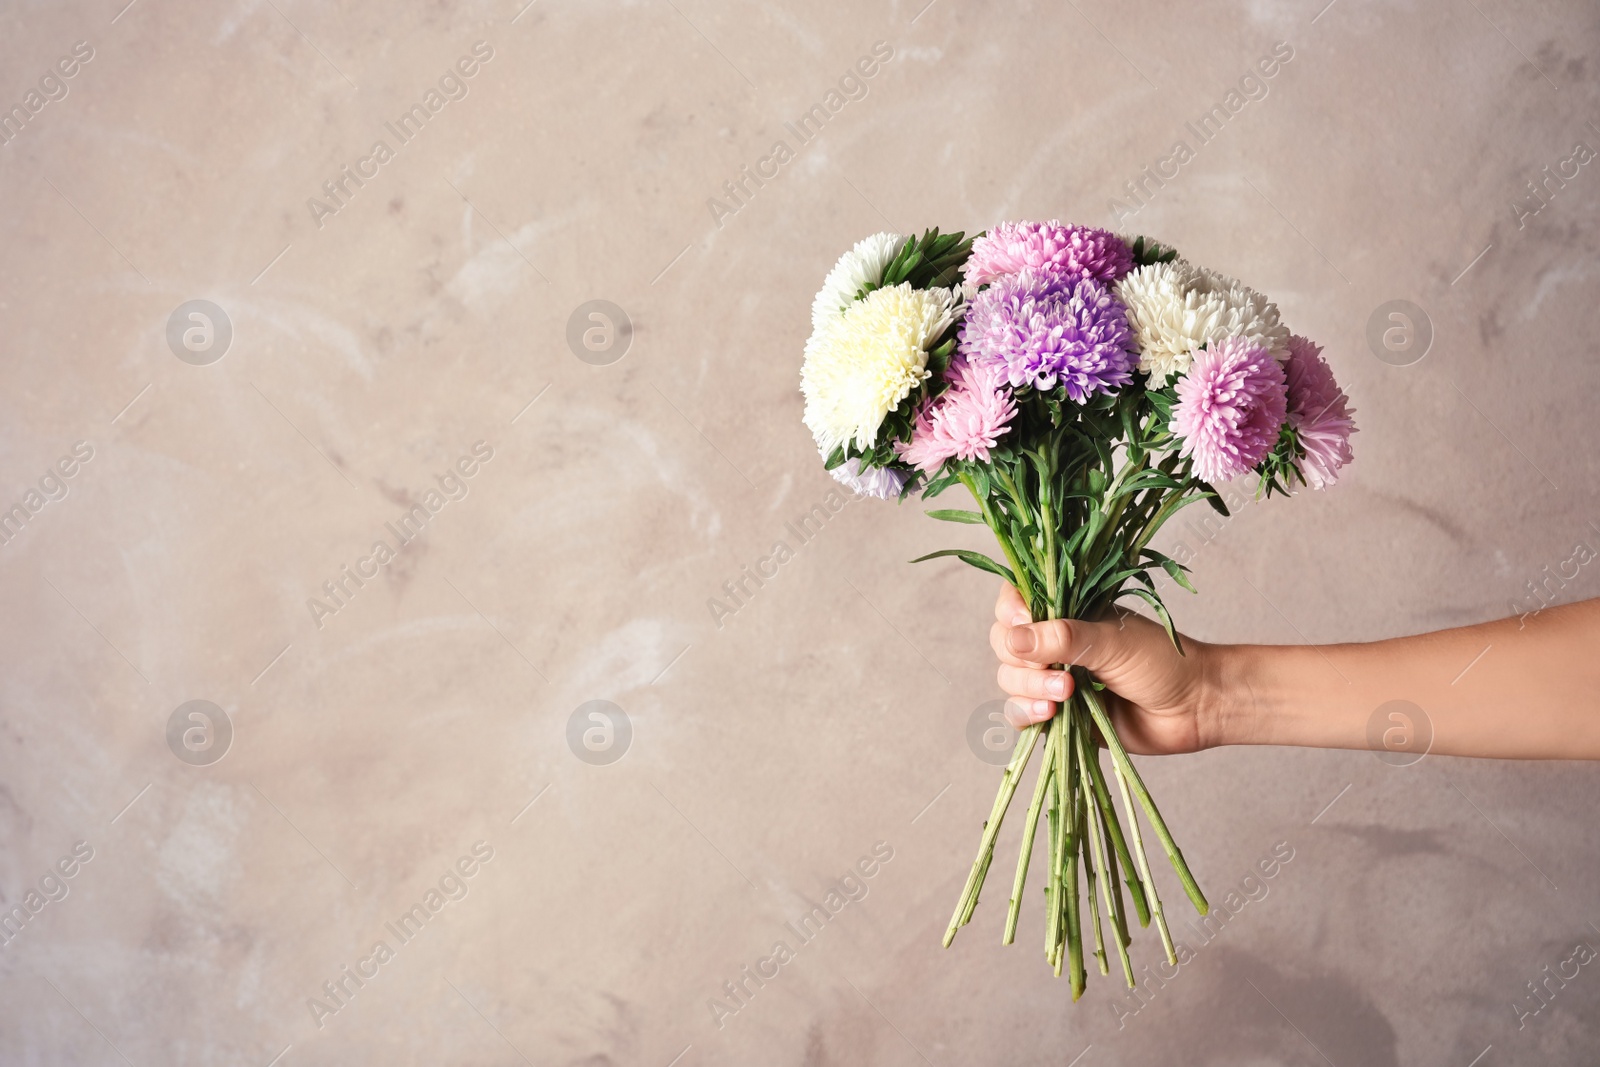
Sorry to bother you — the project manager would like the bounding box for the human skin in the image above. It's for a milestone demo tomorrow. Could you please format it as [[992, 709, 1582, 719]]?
[[989, 583, 1600, 760]]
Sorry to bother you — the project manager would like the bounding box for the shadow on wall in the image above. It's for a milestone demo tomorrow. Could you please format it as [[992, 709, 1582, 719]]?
[[1120, 945, 1401, 1067]]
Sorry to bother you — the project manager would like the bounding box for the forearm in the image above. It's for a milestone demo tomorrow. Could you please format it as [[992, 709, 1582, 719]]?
[[1209, 599, 1600, 759]]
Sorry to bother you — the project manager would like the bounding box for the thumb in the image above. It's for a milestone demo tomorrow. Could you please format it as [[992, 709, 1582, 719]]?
[[1002, 616, 1131, 675]]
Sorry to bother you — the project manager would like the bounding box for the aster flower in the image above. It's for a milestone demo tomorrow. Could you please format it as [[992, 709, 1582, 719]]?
[[1284, 335, 1356, 490], [829, 456, 908, 499], [801, 283, 960, 453], [811, 231, 906, 330], [958, 271, 1136, 400], [963, 220, 1134, 289], [1172, 336, 1288, 485], [895, 357, 1018, 473], [1116, 261, 1290, 385]]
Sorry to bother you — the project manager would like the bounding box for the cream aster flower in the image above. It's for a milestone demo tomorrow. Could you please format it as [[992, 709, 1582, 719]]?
[[1116, 260, 1290, 385], [810, 232, 906, 330], [801, 283, 959, 453]]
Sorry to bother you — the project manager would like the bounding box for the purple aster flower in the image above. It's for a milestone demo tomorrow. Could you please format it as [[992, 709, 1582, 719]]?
[[958, 271, 1136, 401], [963, 220, 1135, 289], [1284, 335, 1356, 490], [1172, 336, 1288, 485]]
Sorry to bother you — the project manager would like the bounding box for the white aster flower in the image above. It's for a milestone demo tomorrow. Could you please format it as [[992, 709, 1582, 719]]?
[[810, 231, 906, 330], [829, 456, 907, 499], [801, 283, 959, 454], [1116, 260, 1291, 385]]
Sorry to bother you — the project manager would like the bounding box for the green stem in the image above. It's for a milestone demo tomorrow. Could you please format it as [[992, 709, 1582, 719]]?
[[943, 419, 1209, 990], [1003, 723, 1056, 945], [1127, 459, 1200, 558], [1059, 711, 1084, 994], [1086, 451, 1148, 566], [1034, 448, 1060, 608], [1084, 739, 1151, 928], [1077, 715, 1133, 987], [1076, 673, 1209, 916], [1102, 813, 1135, 959], [1115, 756, 1177, 964], [944, 722, 1044, 947], [1044, 716, 1065, 966], [959, 470, 1036, 607], [959, 849, 994, 927], [1073, 717, 1108, 977], [993, 463, 1031, 520]]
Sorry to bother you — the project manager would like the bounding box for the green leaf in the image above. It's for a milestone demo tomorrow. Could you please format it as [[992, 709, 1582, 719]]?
[[1082, 551, 1124, 596], [823, 446, 848, 472], [967, 465, 991, 501], [1130, 492, 1211, 556], [921, 468, 960, 499], [1114, 470, 1185, 500], [1064, 521, 1090, 558], [1130, 235, 1180, 266], [1138, 548, 1199, 595], [1083, 507, 1107, 550], [909, 548, 1016, 584], [925, 508, 985, 524], [1120, 587, 1184, 656], [1100, 564, 1143, 590], [877, 227, 976, 292], [1161, 558, 1197, 593]]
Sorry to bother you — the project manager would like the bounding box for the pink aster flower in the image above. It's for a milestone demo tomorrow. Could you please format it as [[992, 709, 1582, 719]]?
[[963, 220, 1135, 289], [1284, 335, 1356, 490], [1172, 336, 1288, 485], [896, 358, 1018, 473]]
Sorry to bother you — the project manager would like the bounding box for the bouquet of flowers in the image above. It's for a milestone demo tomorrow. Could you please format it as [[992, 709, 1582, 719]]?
[[799, 221, 1355, 997]]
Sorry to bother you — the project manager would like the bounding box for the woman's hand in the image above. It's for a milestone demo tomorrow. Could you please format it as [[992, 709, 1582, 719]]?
[[989, 583, 1222, 754], [993, 584, 1600, 761]]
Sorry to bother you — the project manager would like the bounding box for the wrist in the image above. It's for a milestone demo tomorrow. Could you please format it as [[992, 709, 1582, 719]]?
[[1202, 641, 1369, 750], [1197, 641, 1259, 749]]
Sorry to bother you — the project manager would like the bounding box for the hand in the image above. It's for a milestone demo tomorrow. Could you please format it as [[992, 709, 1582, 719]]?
[[989, 583, 1221, 754]]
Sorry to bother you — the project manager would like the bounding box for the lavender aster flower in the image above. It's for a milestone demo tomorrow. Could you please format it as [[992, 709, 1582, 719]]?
[[829, 456, 907, 500], [958, 271, 1136, 401]]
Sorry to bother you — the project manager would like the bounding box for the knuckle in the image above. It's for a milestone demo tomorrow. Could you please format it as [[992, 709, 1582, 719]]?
[[1043, 619, 1072, 655]]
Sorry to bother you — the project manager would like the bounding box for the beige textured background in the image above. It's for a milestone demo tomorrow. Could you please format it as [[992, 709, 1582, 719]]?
[[2, 0, 1599, 1064]]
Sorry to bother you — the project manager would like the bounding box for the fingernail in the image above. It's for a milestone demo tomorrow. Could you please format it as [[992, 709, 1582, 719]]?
[[1007, 626, 1036, 654], [1010, 609, 1031, 626], [1031, 699, 1053, 721], [1046, 674, 1067, 699]]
